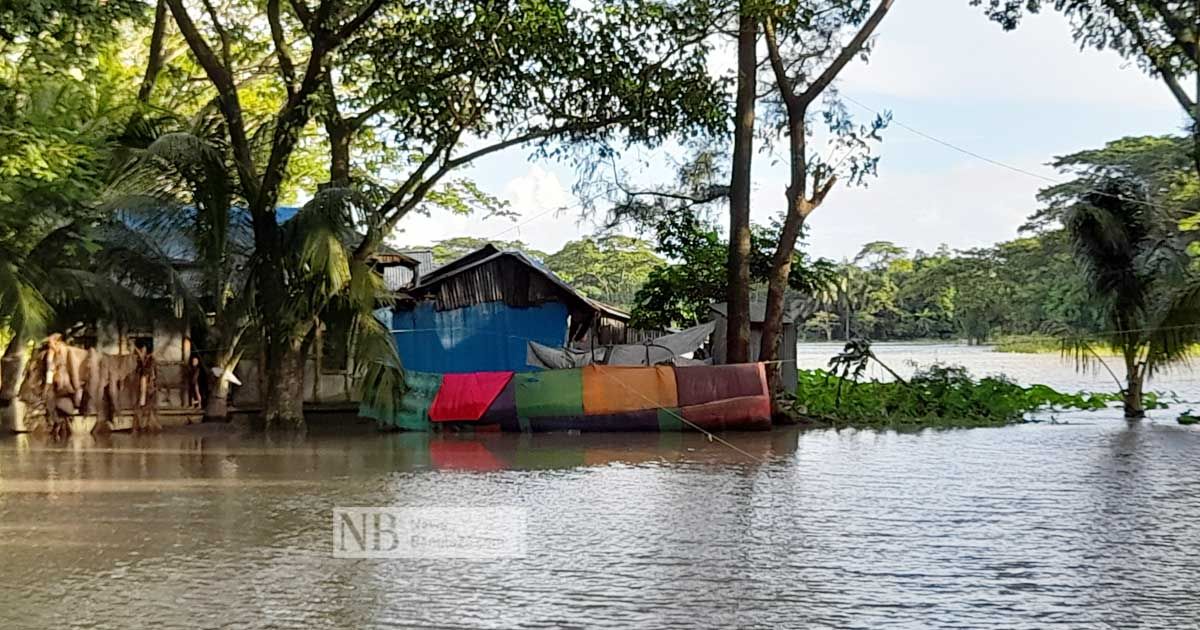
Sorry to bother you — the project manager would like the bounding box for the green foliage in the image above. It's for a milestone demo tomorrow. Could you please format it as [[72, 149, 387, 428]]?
[[620, 157, 837, 330], [794, 364, 1149, 429], [802, 135, 1200, 344], [973, 2, 1198, 105], [423, 237, 549, 265], [542, 236, 662, 308], [628, 211, 835, 329]]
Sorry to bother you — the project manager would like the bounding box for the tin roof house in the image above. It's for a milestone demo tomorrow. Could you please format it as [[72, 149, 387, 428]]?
[[391, 245, 633, 373]]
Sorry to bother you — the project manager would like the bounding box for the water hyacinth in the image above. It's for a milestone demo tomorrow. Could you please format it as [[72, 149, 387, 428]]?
[[793, 364, 1165, 429]]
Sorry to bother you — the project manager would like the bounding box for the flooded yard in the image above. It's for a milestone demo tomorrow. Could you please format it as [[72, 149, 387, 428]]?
[[1, 425, 1198, 626], [1, 344, 1199, 628]]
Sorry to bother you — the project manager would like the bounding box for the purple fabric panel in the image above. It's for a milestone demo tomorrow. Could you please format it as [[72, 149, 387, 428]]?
[[480, 380, 518, 430], [674, 364, 766, 406]]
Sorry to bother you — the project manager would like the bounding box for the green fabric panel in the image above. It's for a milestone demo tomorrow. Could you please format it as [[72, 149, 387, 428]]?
[[514, 369, 584, 418], [360, 371, 442, 431], [657, 407, 684, 432]]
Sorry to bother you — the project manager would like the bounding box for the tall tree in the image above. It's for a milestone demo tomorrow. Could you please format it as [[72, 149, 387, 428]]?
[[164, 0, 725, 428], [726, 1, 759, 363], [756, 0, 894, 391]]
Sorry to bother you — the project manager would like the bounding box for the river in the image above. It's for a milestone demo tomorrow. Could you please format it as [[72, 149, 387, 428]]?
[[1, 344, 1198, 628]]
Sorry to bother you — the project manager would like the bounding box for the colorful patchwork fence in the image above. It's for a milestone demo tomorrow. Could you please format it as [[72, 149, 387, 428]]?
[[365, 363, 772, 432]]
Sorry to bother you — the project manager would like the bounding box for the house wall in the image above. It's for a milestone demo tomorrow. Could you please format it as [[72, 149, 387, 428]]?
[[227, 358, 358, 408], [392, 300, 569, 373], [95, 319, 192, 408]]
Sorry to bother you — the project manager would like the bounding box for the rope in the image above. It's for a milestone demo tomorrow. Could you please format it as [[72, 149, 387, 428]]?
[[599, 369, 768, 464]]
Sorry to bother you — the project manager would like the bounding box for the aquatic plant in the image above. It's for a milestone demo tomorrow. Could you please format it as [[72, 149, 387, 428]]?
[[793, 364, 1164, 429]]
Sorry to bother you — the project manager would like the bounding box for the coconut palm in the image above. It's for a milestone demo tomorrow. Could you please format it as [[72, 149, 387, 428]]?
[[107, 120, 253, 420], [108, 124, 405, 424], [1063, 177, 1200, 418]]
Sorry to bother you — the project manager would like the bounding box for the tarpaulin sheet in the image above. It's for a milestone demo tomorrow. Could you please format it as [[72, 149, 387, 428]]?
[[604, 321, 716, 366], [393, 301, 568, 373], [428, 371, 513, 422], [359, 371, 442, 431], [680, 395, 772, 431], [674, 363, 767, 407], [514, 369, 583, 418], [657, 407, 685, 432], [581, 365, 678, 415], [526, 341, 604, 369], [481, 380, 517, 429]]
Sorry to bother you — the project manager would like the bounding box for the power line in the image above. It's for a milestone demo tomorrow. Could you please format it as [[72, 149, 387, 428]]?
[[841, 93, 1182, 215]]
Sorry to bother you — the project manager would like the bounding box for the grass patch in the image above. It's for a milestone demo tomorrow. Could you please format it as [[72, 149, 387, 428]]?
[[990, 334, 1200, 356], [792, 364, 1154, 429], [990, 335, 1065, 353]]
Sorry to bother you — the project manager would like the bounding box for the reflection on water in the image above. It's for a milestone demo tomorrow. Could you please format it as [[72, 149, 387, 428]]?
[[2, 415, 1200, 629]]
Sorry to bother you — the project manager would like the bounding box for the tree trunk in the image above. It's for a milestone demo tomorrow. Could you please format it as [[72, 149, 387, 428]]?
[[328, 124, 352, 187], [263, 339, 305, 430], [205, 374, 231, 421], [1123, 350, 1145, 419], [726, 6, 757, 364], [0, 336, 28, 431], [759, 208, 806, 393], [138, 0, 169, 104], [1124, 373, 1145, 419]]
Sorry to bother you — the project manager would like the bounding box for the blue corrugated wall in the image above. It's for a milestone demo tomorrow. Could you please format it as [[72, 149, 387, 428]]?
[[392, 301, 569, 373]]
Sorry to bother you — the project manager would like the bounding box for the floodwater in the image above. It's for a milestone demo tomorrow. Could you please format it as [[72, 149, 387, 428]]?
[[1, 344, 1199, 629]]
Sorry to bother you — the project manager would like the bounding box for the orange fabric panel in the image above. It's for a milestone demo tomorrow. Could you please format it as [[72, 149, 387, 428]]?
[[582, 365, 679, 415]]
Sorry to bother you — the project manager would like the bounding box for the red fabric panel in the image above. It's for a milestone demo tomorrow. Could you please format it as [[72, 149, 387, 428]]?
[[429, 371, 514, 422], [674, 363, 768, 406], [680, 395, 772, 431]]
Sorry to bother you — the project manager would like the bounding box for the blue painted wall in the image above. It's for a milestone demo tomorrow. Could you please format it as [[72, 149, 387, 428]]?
[[392, 301, 569, 373]]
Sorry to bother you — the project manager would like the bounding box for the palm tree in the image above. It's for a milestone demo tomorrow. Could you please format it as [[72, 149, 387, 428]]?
[[0, 221, 164, 424], [1064, 177, 1200, 418], [107, 123, 252, 420], [109, 125, 405, 425], [0, 75, 132, 413]]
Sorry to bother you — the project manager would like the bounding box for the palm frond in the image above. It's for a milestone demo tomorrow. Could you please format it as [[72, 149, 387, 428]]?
[[0, 261, 52, 342], [1146, 276, 1200, 373]]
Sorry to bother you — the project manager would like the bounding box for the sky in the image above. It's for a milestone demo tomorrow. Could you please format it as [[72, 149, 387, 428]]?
[[388, 1, 1186, 261]]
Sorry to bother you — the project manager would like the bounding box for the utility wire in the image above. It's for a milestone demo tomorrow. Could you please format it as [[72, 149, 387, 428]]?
[[841, 93, 1186, 215]]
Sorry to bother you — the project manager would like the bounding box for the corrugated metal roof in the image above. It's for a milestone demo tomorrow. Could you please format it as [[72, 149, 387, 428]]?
[[411, 245, 629, 322]]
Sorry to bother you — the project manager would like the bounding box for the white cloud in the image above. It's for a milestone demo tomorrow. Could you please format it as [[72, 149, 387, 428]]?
[[388, 165, 609, 253], [502, 165, 570, 215]]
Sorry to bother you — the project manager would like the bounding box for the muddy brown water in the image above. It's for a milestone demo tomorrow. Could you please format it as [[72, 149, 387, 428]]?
[[2, 344, 1199, 629]]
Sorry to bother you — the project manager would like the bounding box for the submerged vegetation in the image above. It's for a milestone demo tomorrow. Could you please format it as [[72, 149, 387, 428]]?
[[793, 365, 1158, 429]]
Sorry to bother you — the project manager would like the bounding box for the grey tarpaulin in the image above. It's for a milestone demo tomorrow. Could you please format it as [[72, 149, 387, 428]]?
[[526, 322, 715, 368], [526, 343, 605, 369]]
